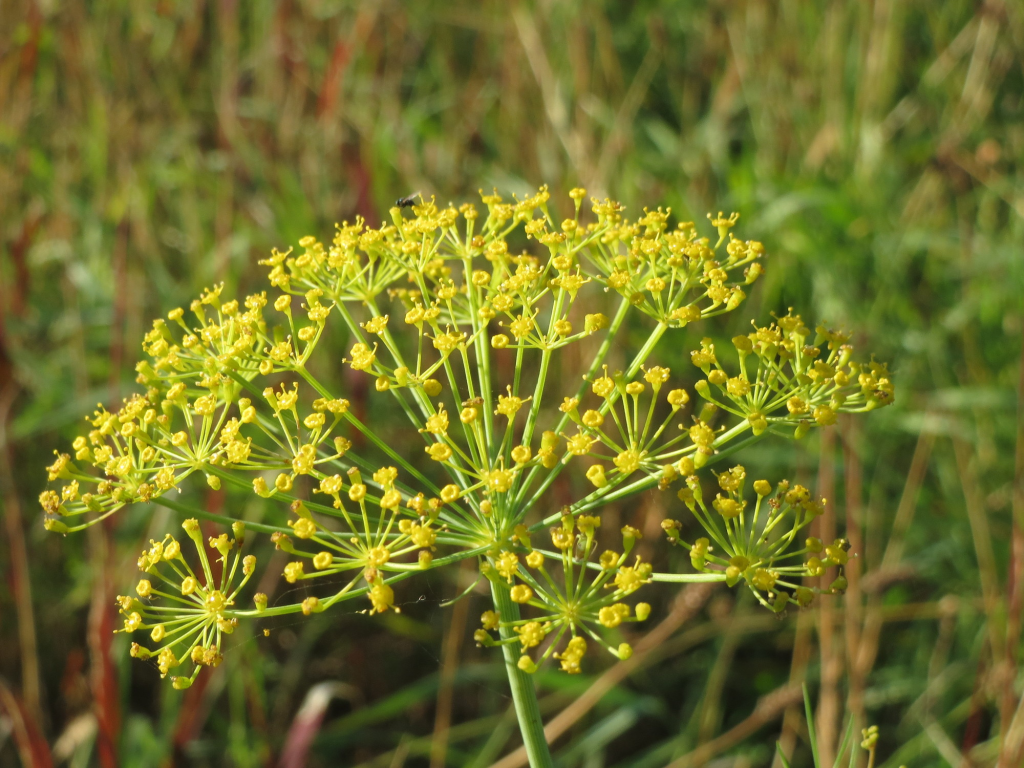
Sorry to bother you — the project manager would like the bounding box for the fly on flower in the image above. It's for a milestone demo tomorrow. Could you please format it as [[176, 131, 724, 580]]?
[[395, 191, 422, 208]]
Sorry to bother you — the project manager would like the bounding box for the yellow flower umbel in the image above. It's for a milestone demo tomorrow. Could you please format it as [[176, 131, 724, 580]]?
[[557, 363, 696, 496], [475, 518, 651, 673], [118, 518, 256, 690], [41, 187, 892, 701], [273, 473, 443, 615], [666, 466, 851, 612], [690, 311, 893, 443], [40, 186, 903, 768]]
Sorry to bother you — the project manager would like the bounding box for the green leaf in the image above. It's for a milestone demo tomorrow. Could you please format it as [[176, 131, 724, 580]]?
[[803, 683, 821, 768]]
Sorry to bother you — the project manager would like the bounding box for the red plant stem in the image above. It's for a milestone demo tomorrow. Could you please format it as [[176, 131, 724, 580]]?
[[0, 217, 44, 732], [0, 387, 43, 729], [87, 218, 131, 768]]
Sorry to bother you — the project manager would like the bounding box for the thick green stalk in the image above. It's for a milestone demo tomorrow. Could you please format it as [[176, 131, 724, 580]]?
[[490, 580, 553, 768]]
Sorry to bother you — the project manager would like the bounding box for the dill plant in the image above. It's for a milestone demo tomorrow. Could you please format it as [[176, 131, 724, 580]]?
[[39, 187, 894, 766]]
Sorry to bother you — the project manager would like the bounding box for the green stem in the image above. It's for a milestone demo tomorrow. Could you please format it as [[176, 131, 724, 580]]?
[[649, 572, 727, 583], [490, 580, 553, 768], [511, 297, 631, 512], [152, 496, 288, 534]]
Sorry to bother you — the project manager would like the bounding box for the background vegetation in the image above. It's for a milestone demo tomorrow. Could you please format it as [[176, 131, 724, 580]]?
[[1, 1, 1022, 766]]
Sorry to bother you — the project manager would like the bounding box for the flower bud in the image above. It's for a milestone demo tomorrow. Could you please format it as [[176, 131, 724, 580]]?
[[301, 597, 322, 615], [511, 445, 531, 464], [313, 552, 333, 570], [688, 536, 709, 569], [813, 405, 837, 426], [748, 412, 768, 435], [725, 565, 742, 587], [163, 539, 181, 560], [673, 305, 701, 325], [283, 562, 304, 583], [586, 464, 607, 488], [517, 655, 537, 673], [474, 629, 494, 646], [732, 335, 753, 353], [824, 541, 849, 565], [584, 313, 609, 333], [44, 518, 69, 534], [772, 592, 790, 613], [510, 585, 532, 603], [795, 587, 814, 607]]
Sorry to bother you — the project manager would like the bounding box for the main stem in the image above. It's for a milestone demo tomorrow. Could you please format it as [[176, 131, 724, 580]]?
[[490, 580, 553, 767]]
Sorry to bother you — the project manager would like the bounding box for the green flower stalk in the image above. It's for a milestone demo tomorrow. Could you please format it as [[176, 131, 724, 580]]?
[[40, 187, 892, 766]]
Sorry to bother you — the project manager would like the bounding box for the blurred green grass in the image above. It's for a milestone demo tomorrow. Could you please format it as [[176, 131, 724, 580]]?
[[1, 1, 1023, 766]]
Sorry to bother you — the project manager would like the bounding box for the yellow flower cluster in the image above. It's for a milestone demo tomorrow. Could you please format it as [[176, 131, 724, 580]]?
[[474, 517, 651, 673], [690, 311, 894, 447], [40, 186, 893, 684], [585, 207, 763, 326], [118, 519, 255, 690], [664, 465, 850, 611], [559, 363, 694, 495], [271, 473, 442, 615], [40, 387, 234, 531]]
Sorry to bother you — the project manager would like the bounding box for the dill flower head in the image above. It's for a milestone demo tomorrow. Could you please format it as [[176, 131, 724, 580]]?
[[42, 185, 893, 683], [667, 466, 851, 612], [475, 517, 651, 673], [691, 312, 894, 444], [118, 519, 255, 689]]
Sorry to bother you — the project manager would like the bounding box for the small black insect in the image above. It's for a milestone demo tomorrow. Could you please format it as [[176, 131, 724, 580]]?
[[395, 191, 422, 208]]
